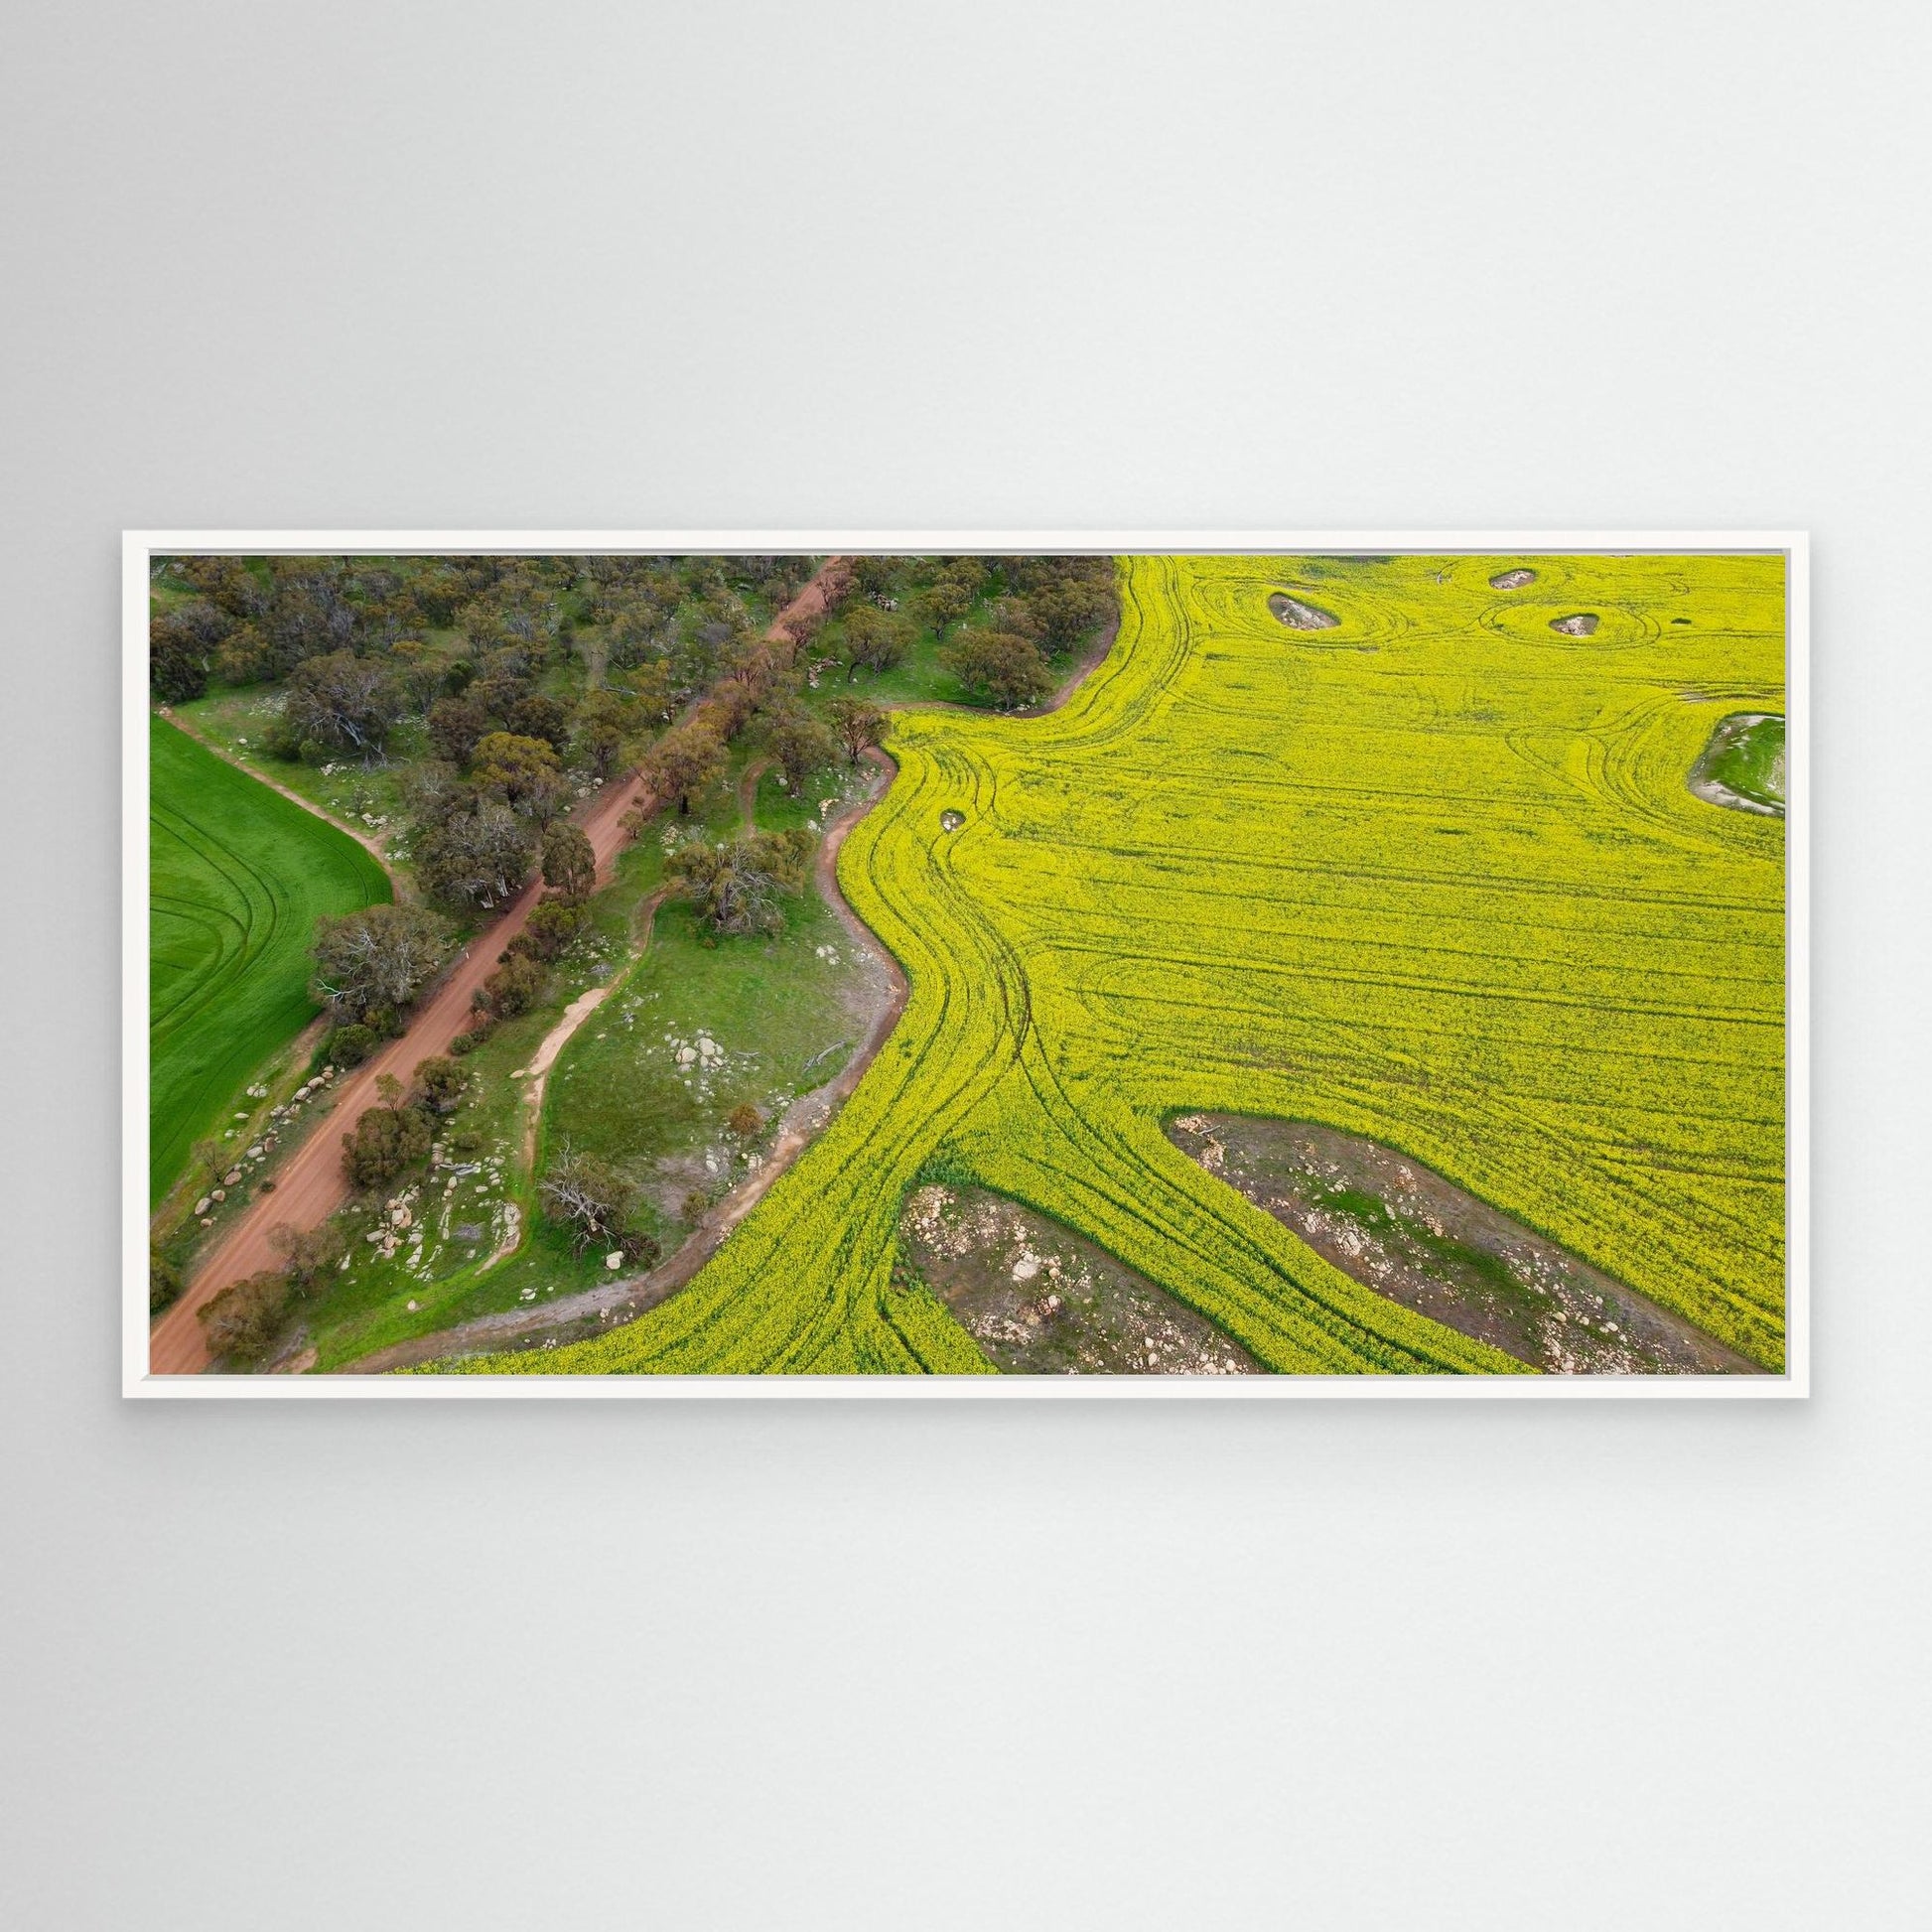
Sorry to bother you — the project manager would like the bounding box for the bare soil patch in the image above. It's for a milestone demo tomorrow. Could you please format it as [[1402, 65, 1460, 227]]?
[[1488, 568, 1537, 591], [898, 1182, 1258, 1376], [1167, 1115, 1761, 1375], [1548, 612, 1600, 635], [1268, 591, 1340, 631]]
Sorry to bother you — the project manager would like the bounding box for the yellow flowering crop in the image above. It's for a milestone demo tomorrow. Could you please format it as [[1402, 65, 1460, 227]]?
[[469, 552, 1786, 1376]]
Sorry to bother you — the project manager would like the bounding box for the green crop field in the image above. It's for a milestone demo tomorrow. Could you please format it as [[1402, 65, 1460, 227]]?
[[438, 553, 1787, 1377], [149, 717, 391, 1203]]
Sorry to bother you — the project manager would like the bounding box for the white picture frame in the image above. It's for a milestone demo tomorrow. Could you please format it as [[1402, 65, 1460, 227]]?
[[125, 531, 1808, 1400]]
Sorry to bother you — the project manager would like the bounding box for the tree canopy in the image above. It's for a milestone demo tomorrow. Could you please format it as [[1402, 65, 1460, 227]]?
[[940, 628, 1055, 709], [309, 902, 450, 1022], [667, 828, 814, 936]]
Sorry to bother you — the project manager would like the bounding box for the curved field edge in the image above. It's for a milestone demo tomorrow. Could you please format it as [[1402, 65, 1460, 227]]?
[[438, 551, 1784, 1377], [150, 717, 391, 1203]]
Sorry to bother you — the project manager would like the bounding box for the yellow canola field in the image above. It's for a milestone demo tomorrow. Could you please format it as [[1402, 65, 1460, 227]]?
[[472, 552, 1786, 1375]]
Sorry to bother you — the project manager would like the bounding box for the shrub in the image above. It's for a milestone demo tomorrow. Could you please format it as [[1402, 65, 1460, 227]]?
[[508, 897, 585, 964], [449, 1021, 495, 1055], [415, 1055, 469, 1112], [342, 1103, 433, 1189], [481, 954, 547, 1018], [149, 1247, 183, 1314], [198, 1270, 289, 1364], [330, 1023, 377, 1067], [541, 823, 597, 901], [728, 1103, 764, 1139], [539, 1146, 636, 1253], [269, 1220, 347, 1293]]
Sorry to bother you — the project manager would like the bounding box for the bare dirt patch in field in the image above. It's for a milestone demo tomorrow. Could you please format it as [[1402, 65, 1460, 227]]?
[[897, 1182, 1258, 1376], [1167, 1115, 1762, 1375], [1267, 591, 1340, 631], [1489, 568, 1537, 590], [1548, 612, 1600, 635]]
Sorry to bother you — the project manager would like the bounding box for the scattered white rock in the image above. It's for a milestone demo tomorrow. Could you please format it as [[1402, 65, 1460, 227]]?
[[194, 1197, 210, 1215], [605, 1251, 623, 1270]]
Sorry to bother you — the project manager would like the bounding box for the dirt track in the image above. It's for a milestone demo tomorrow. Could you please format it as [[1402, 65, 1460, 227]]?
[[151, 560, 849, 1375]]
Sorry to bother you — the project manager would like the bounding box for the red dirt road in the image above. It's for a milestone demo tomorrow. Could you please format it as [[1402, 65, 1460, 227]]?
[[151, 559, 850, 1374]]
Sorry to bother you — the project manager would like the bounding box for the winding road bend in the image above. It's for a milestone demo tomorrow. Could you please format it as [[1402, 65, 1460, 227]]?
[[151, 559, 851, 1374]]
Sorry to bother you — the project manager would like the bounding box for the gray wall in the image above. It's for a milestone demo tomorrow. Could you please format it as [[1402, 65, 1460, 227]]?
[[2, 3, 1926, 1926]]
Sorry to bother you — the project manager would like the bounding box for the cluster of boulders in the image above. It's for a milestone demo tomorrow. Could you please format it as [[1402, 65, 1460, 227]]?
[[195, 1132, 282, 1223], [268, 1065, 338, 1129], [364, 1184, 422, 1262], [431, 1139, 484, 1200], [670, 1032, 725, 1071], [193, 1065, 340, 1227], [349, 1142, 514, 1277]]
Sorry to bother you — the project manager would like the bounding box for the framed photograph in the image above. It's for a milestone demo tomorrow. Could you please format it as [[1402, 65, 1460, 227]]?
[[125, 532, 1805, 1397]]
